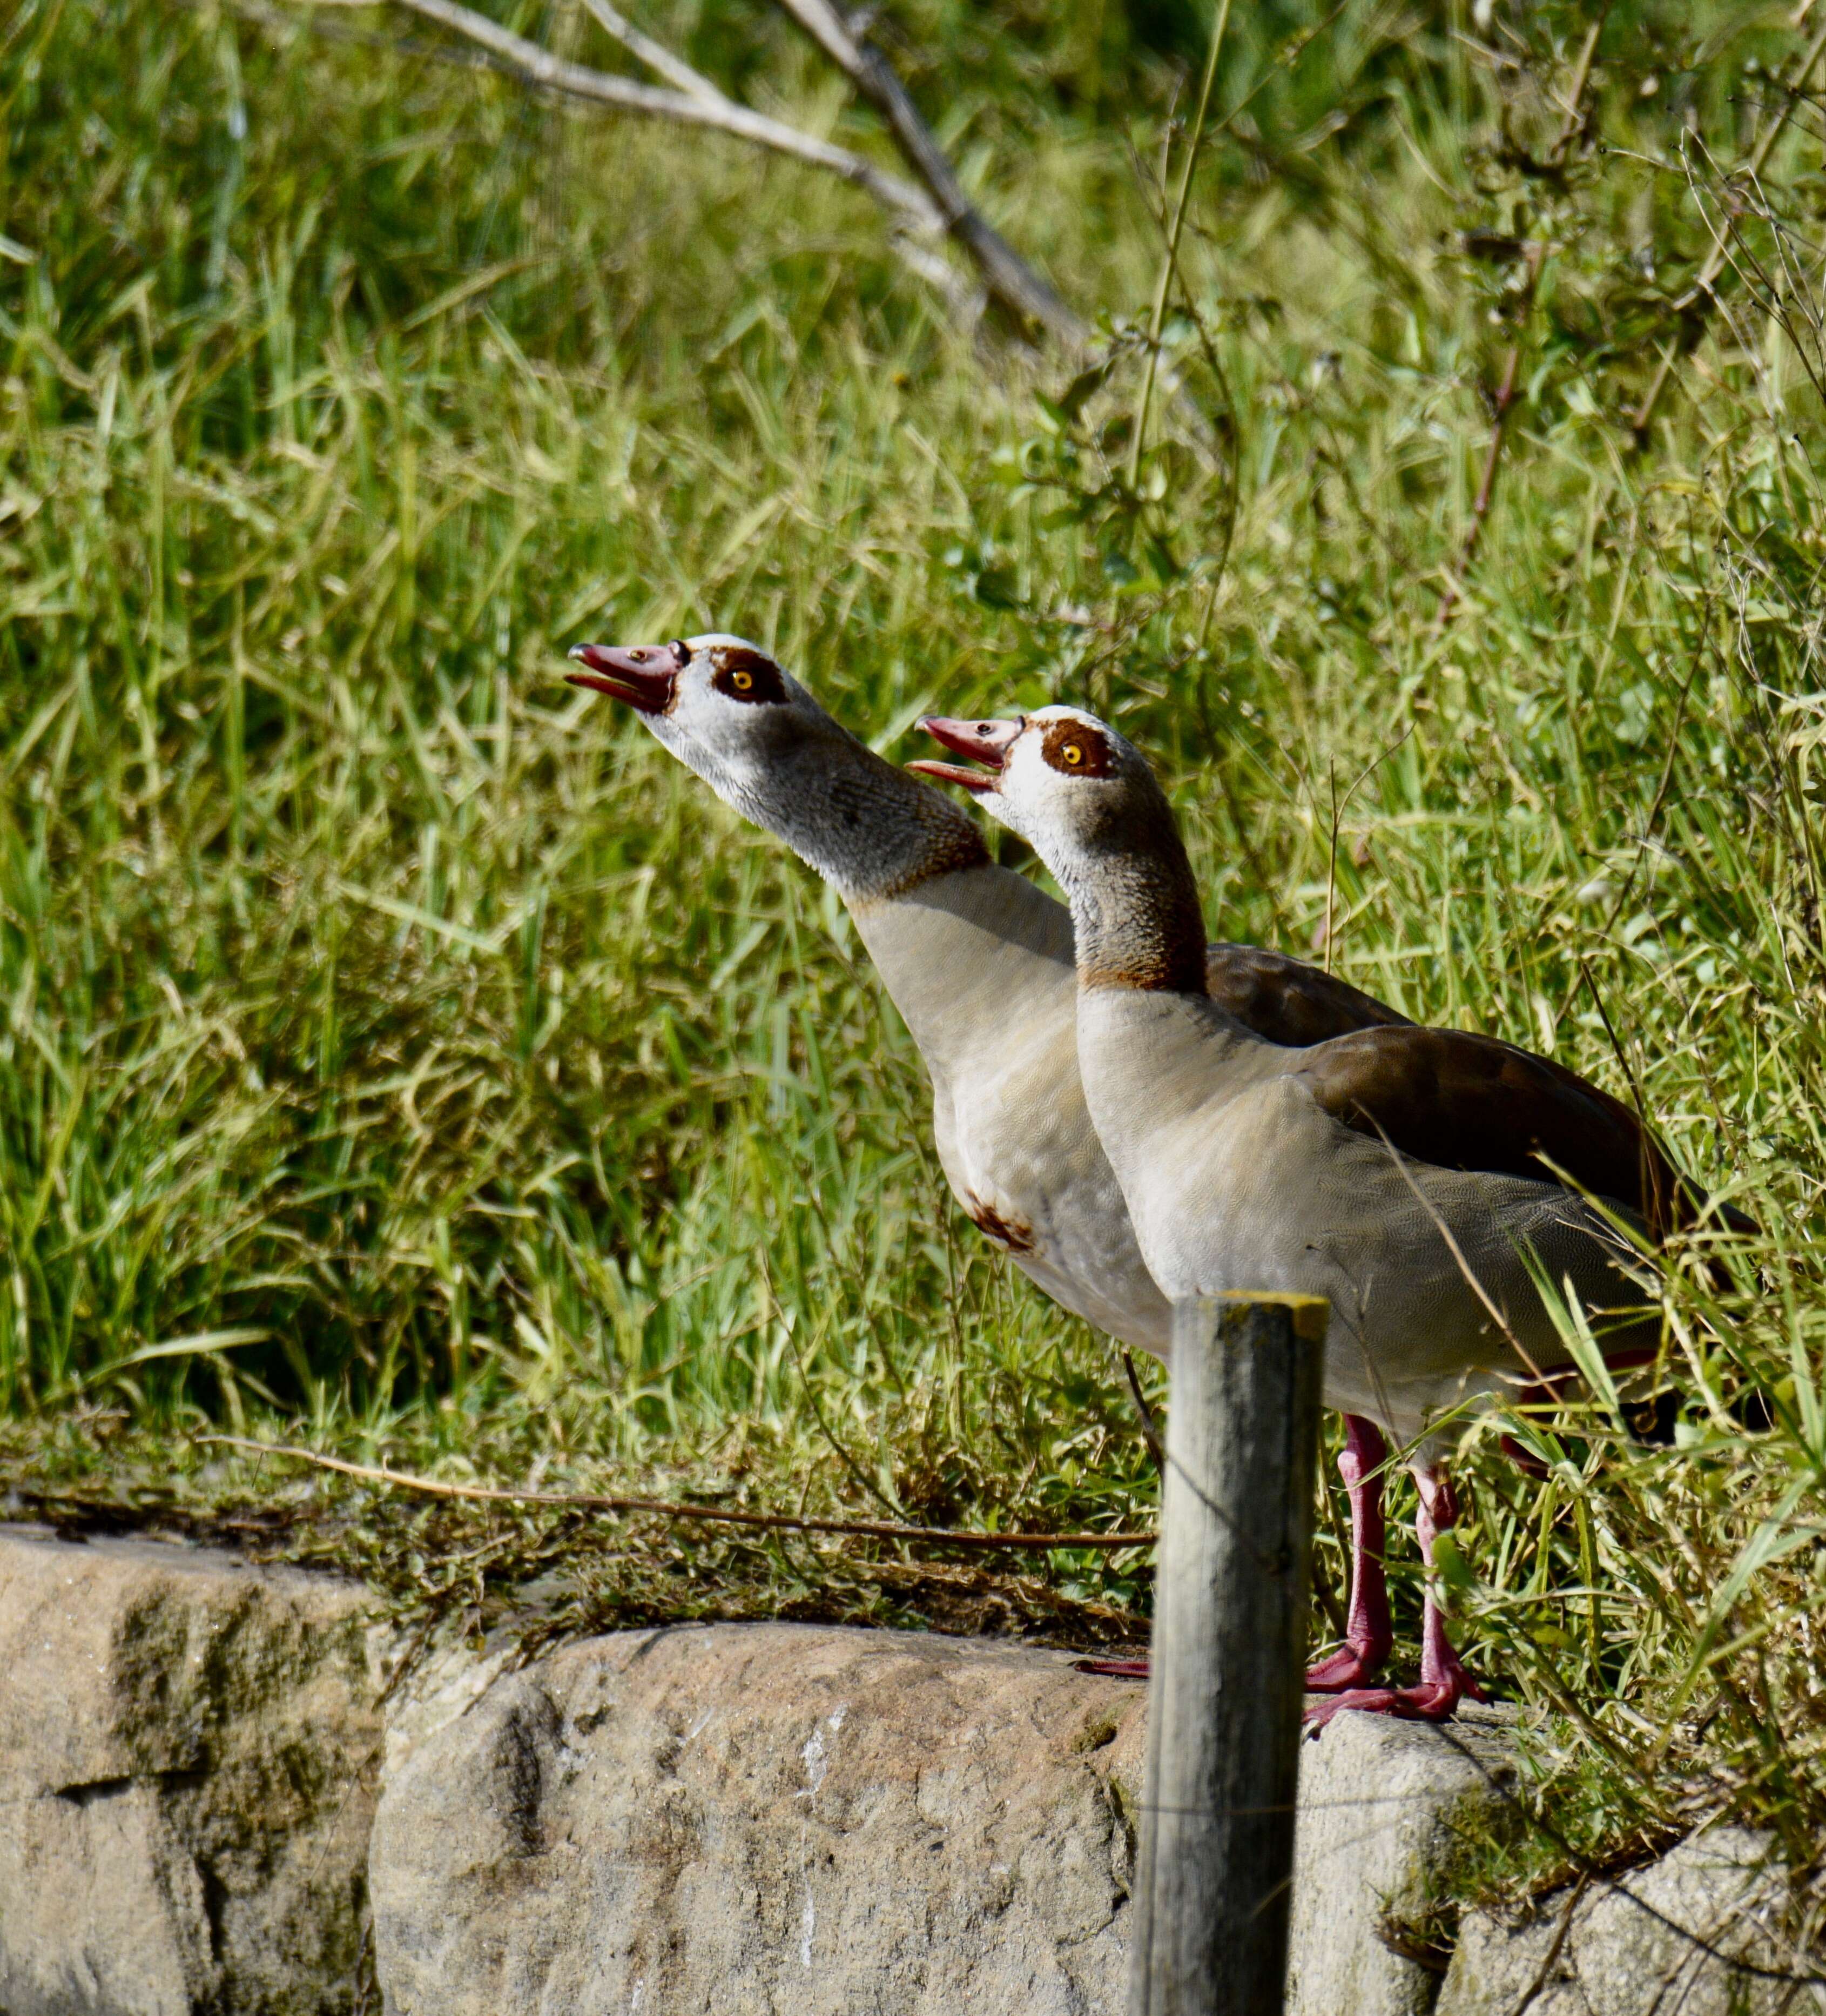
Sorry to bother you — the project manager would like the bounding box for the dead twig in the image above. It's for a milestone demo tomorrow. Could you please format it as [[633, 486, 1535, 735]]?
[[312, 0, 932, 224], [283, 0, 988, 322], [195, 1435, 1159, 1550], [1509, 1870, 1592, 2016], [1128, 0, 1232, 490], [767, 0, 1083, 344], [1119, 1345, 1167, 1473], [1360, 1115, 1549, 1385], [294, 0, 1086, 339]]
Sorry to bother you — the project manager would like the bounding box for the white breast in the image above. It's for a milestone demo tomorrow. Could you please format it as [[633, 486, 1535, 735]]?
[[851, 868, 1173, 1355]]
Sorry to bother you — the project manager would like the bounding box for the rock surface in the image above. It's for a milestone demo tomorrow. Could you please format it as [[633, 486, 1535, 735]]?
[[371, 1618, 1519, 2016], [1288, 1704, 1518, 2016], [1, 1524, 1803, 2016], [1437, 1827, 1797, 2016], [0, 1525, 382, 2016]]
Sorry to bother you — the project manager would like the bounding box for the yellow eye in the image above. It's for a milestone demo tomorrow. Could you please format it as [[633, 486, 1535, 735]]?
[[731, 670, 752, 691], [1061, 743, 1083, 764]]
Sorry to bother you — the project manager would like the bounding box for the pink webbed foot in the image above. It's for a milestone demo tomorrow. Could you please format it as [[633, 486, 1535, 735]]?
[[1305, 1457, 1490, 1732], [1073, 1655, 1150, 1680], [1303, 1642, 1392, 1693], [1304, 1677, 1463, 1729], [1303, 1624, 1485, 1731]]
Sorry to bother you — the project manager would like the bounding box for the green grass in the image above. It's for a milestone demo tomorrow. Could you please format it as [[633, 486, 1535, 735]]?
[[5, 0, 1826, 1894]]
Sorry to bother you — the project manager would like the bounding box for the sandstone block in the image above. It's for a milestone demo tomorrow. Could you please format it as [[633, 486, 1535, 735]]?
[[371, 1619, 1520, 2016], [0, 1526, 382, 2016], [1288, 1703, 1518, 2016], [1438, 1827, 1794, 2016]]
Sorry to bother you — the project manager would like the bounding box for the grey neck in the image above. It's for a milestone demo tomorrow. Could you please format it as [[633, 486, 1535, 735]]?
[[698, 718, 990, 902], [1055, 799, 1209, 996]]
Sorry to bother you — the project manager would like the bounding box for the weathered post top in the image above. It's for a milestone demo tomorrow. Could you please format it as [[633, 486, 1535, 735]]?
[[1127, 1292, 1328, 2016]]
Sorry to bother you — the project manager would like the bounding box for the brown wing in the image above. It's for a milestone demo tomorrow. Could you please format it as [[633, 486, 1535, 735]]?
[[1204, 943, 1413, 1047], [1288, 1024, 1710, 1237]]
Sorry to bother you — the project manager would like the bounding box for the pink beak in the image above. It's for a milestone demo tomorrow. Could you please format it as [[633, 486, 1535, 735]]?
[[565, 642, 685, 715], [908, 715, 1022, 794]]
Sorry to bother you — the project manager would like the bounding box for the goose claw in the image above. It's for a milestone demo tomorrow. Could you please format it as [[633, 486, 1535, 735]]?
[[1303, 1679, 1465, 1730], [1303, 1644, 1392, 1692]]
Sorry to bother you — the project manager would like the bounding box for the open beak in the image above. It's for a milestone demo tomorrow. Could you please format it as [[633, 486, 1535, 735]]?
[[564, 642, 680, 716], [907, 715, 1022, 794]]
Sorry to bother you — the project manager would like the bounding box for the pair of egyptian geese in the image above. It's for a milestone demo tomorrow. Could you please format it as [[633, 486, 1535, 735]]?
[[565, 632, 1740, 1725]]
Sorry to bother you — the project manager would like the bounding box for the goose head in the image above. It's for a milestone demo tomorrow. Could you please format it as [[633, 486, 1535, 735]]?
[[912, 707, 1206, 991], [566, 634, 824, 803], [910, 705, 1163, 862], [565, 634, 987, 899]]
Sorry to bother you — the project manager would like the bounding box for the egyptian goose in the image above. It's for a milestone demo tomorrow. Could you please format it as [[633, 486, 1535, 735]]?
[[914, 705, 1730, 1722], [564, 638, 1427, 1696], [562, 637, 1412, 1341]]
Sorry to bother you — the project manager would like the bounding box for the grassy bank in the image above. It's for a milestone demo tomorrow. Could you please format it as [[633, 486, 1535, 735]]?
[[5, 0, 1825, 1892]]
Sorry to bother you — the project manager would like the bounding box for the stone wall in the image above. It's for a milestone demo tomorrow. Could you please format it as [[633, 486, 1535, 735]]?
[[0, 1525, 1795, 2016], [0, 1526, 380, 2016], [371, 1618, 1515, 2016]]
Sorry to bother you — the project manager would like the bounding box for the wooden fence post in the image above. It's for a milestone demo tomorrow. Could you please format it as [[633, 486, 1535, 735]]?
[[1126, 1292, 1328, 2016]]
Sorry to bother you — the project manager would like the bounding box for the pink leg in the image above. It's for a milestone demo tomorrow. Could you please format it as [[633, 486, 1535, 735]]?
[[1304, 1415, 1394, 1692], [1304, 1463, 1486, 1730], [1076, 1415, 1396, 1688]]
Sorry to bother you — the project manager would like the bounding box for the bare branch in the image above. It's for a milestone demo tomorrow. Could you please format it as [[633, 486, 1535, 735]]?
[[1436, 10, 1608, 629], [768, 0, 1086, 344], [1128, 0, 1232, 490], [279, 0, 1082, 344], [301, 0, 945, 240], [576, 0, 721, 107]]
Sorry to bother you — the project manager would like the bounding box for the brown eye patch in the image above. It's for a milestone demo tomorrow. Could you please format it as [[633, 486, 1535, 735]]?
[[711, 648, 788, 705], [1040, 719, 1114, 777]]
